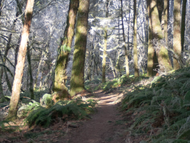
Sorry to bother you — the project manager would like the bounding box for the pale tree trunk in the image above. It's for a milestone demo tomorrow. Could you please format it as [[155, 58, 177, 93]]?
[[7, 0, 34, 119], [70, 0, 89, 96], [108, 56, 116, 78], [34, 51, 44, 90], [102, 0, 109, 83], [163, 0, 168, 40], [173, 0, 182, 69], [53, 0, 79, 101], [133, 0, 139, 77], [167, 0, 174, 66]]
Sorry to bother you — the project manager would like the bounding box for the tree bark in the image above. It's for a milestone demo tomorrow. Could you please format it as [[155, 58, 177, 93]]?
[[121, 0, 130, 77], [147, 0, 159, 77], [7, 0, 34, 119], [147, 0, 172, 76], [102, 0, 109, 83], [173, 0, 182, 69], [53, 0, 79, 100], [70, 0, 89, 96], [133, 0, 139, 77], [27, 46, 34, 99], [102, 29, 107, 83], [181, 0, 187, 53]]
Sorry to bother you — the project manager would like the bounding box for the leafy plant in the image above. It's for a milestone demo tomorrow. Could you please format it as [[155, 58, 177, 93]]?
[[122, 67, 190, 142], [24, 98, 97, 127], [40, 93, 54, 108], [18, 100, 40, 118]]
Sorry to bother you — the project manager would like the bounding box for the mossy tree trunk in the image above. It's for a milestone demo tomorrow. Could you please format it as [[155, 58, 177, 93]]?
[[133, 0, 139, 77], [7, 0, 34, 119], [147, 0, 158, 77], [53, 0, 79, 100], [121, 0, 129, 77], [102, 29, 107, 83], [70, 0, 89, 96], [156, 0, 172, 73], [147, 0, 172, 76], [173, 0, 182, 69]]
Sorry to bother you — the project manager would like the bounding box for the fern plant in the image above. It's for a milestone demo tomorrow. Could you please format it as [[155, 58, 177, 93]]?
[[24, 98, 97, 127], [122, 67, 190, 142]]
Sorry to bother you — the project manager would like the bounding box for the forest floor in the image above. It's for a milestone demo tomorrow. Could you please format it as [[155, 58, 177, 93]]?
[[0, 77, 153, 143], [58, 90, 126, 143], [2, 68, 190, 143], [0, 88, 134, 143]]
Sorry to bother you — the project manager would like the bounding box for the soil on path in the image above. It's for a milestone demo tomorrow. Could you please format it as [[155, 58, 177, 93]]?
[[59, 90, 126, 143]]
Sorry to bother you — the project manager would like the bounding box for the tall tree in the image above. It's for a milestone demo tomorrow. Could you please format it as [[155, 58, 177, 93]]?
[[133, 0, 139, 77], [121, 0, 129, 77], [173, 0, 181, 69], [147, 0, 172, 76], [53, 0, 79, 101], [7, 0, 35, 119], [70, 0, 89, 96], [147, 0, 158, 76], [181, 0, 187, 53], [102, 0, 109, 83], [27, 46, 34, 99], [167, 0, 174, 66]]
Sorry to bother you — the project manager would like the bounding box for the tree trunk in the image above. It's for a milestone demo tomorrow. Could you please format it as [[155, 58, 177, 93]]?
[[163, 0, 168, 40], [70, 0, 89, 96], [147, 0, 172, 76], [53, 0, 79, 100], [27, 46, 34, 99], [133, 0, 139, 77], [102, 30, 107, 83], [7, 0, 34, 119], [101, 0, 109, 83], [167, 0, 174, 67], [147, 0, 159, 77], [181, 0, 187, 53], [173, 0, 182, 69], [121, 0, 129, 77]]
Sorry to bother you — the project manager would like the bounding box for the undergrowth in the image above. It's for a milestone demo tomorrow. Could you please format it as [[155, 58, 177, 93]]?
[[98, 75, 148, 91], [20, 98, 97, 128], [122, 67, 190, 143]]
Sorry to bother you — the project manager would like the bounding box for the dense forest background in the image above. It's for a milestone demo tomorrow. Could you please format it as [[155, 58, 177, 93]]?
[[0, 0, 190, 120], [1, 0, 190, 142]]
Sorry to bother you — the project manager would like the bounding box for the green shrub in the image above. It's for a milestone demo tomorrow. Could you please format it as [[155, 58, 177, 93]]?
[[24, 98, 97, 127], [122, 67, 190, 142]]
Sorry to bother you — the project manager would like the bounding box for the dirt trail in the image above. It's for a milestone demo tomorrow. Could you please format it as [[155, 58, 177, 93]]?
[[59, 90, 126, 143]]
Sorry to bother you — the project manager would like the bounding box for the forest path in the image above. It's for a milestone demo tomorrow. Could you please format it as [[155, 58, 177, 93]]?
[[59, 90, 126, 143]]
